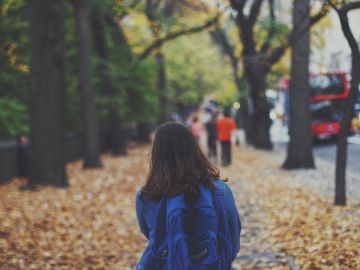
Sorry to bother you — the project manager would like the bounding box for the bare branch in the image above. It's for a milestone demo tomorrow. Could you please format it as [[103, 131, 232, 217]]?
[[334, 1, 360, 58], [260, 0, 275, 54], [230, 0, 256, 55], [248, 0, 265, 27], [267, 1, 329, 65], [138, 14, 220, 60], [340, 1, 360, 13]]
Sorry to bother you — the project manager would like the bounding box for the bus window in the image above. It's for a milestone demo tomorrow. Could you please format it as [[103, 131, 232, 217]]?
[[310, 74, 344, 97]]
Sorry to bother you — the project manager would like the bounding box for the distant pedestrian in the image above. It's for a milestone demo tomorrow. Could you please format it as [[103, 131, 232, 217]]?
[[205, 113, 218, 162], [16, 133, 30, 178], [136, 122, 241, 269], [217, 108, 236, 166], [190, 116, 202, 142]]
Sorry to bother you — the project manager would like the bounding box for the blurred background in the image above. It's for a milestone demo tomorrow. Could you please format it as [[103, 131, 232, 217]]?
[[1, 0, 360, 269]]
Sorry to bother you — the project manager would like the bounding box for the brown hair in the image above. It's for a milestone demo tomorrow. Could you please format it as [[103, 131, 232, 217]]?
[[141, 122, 220, 201]]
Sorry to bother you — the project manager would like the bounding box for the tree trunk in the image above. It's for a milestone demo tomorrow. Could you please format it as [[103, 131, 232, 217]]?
[[28, 0, 68, 186], [74, 0, 102, 168], [91, 10, 127, 156], [107, 107, 127, 156], [156, 50, 168, 123], [239, 97, 252, 144], [136, 122, 151, 143], [283, 0, 315, 169], [334, 3, 360, 205], [245, 61, 273, 149]]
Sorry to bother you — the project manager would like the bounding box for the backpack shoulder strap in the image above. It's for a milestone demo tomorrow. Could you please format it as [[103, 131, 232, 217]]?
[[152, 197, 168, 247], [167, 193, 186, 218], [167, 185, 214, 216]]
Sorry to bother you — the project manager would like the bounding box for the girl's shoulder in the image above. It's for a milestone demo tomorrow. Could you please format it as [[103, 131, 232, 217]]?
[[212, 179, 232, 197], [136, 190, 159, 207]]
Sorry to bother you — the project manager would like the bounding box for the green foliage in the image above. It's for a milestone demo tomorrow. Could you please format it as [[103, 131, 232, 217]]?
[[0, 98, 29, 139], [165, 32, 236, 108], [92, 12, 159, 126], [0, 0, 30, 140], [63, 1, 159, 131], [255, 17, 290, 51], [95, 59, 159, 125]]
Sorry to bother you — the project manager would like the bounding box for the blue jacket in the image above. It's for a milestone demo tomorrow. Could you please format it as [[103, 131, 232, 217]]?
[[136, 180, 241, 268]]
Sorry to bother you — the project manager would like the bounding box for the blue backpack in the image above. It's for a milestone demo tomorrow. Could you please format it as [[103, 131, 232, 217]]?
[[136, 184, 232, 270]]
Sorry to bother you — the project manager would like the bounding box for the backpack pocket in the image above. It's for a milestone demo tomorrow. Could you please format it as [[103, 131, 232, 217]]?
[[136, 245, 167, 270], [188, 236, 221, 270]]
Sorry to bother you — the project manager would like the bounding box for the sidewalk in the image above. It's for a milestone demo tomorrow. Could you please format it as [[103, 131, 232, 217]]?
[[0, 143, 359, 269], [270, 119, 360, 200], [226, 144, 360, 269]]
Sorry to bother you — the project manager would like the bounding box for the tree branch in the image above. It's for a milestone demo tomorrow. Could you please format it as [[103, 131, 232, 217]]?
[[339, 1, 360, 13], [104, 13, 129, 45], [230, 0, 256, 55], [138, 14, 220, 60], [267, 1, 329, 65], [248, 0, 265, 27], [229, 0, 247, 11], [210, 27, 241, 88], [260, 0, 275, 53], [334, 1, 360, 59], [210, 27, 238, 65]]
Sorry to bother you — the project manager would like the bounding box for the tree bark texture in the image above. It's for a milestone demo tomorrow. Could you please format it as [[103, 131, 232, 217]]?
[[334, 1, 360, 205], [156, 50, 169, 123], [28, 0, 68, 186], [91, 10, 127, 156], [283, 0, 315, 169], [244, 59, 272, 149], [74, 0, 102, 168]]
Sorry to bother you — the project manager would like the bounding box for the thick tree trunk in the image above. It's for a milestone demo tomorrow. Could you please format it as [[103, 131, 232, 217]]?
[[28, 0, 68, 186], [91, 11, 127, 156], [334, 3, 360, 205], [74, 0, 102, 168], [156, 50, 168, 123], [283, 0, 315, 169], [245, 62, 272, 149]]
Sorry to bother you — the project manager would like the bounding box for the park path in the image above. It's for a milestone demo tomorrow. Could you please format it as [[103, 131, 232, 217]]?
[[219, 146, 294, 270]]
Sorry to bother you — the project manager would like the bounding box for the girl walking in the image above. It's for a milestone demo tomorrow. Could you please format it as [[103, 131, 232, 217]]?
[[136, 122, 241, 270]]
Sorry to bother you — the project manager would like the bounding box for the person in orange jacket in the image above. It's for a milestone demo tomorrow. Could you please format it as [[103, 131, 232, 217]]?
[[217, 108, 236, 166]]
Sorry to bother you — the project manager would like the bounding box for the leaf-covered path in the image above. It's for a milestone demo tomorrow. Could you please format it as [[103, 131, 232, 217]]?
[[1, 144, 359, 269]]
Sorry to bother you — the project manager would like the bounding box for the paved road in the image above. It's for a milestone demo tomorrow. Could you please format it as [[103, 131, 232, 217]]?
[[313, 137, 360, 174], [270, 121, 360, 174]]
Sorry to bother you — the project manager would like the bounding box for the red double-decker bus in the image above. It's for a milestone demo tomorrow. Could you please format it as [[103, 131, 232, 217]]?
[[279, 71, 353, 139], [309, 71, 350, 138]]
